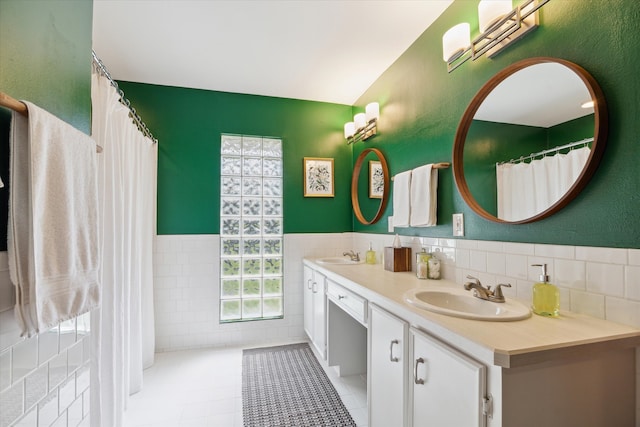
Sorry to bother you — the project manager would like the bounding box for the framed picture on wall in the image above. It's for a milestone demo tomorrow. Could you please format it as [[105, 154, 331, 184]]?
[[303, 157, 334, 197], [369, 160, 384, 199]]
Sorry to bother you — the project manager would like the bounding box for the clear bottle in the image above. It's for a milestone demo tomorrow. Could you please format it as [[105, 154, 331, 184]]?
[[427, 254, 441, 279], [416, 249, 430, 279], [531, 263, 559, 317], [365, 243, 376, 264]]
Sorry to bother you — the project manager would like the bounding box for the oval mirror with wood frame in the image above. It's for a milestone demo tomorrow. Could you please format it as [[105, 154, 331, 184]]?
[[351, 148, 390, 225], [452, 57, 608, 224]]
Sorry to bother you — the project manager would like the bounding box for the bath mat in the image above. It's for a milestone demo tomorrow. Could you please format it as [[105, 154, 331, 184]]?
[[242, 342, 357, 427]]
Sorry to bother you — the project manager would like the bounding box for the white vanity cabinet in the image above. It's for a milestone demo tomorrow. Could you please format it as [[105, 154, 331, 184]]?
[[303, 265, 327, 359], [304, 259, 640, 427], [409, 327, 487, 427], [368, 304, 409, 427]]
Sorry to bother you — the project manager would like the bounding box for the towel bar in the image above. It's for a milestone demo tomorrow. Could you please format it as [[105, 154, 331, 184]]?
[[391, 162, 450, 180], [0, 91, 103, 153]]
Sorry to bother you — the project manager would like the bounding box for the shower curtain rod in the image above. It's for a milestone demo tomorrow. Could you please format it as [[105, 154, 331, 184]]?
[[0, 91, 103, 153], [497, 137, 594, 165], [92, 50, 158, 144]]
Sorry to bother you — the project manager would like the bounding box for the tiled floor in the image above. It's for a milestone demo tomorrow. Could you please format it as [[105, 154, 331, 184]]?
[[123, 341, 368, 427]]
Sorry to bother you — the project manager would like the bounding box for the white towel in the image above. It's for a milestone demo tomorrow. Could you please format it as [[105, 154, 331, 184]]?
[[392, 170, 412, 227], [410, 164, 438, 227], [8, 102, 100, 336]]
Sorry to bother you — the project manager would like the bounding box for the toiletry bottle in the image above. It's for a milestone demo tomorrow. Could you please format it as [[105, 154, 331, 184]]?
[[531, 263, 559, 317], [416, 249, 429, 279], [366, 243, 376, 264], [427, 254, 441, 279]]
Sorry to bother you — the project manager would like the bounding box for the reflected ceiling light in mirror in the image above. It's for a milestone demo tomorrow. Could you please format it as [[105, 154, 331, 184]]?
[[581, 100, 595, 109], [344, 102, 380, 145], [443, 0, 550, 73]]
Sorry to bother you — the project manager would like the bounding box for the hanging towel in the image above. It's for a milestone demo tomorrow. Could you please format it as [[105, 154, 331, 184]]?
[[410, 164, 438, 227], [392, 170, 412, 227], [8, 102, 100, 336]]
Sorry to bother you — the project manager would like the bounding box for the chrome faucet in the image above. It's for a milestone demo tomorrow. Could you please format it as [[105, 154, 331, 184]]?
[[463, 275, 511, 303], [342, 250, 360, 262]]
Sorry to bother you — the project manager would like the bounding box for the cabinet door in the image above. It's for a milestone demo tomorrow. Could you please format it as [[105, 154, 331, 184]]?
[[303, 266, 314, 339], [410, 328, 486, 427], [311, 270, 326, 358], [369, 304, 408, 427]]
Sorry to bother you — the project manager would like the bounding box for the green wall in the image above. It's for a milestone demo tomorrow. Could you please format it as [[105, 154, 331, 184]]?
[[4, 0, 636, 249], [0, 0, 93, 251], [117, 82, 354, 234], [353, 0, 640, 248]]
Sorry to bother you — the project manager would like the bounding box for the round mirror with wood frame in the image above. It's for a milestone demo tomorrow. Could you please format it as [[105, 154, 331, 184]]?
[[452, 57, 608, 224], [351, 148, 390, 225]]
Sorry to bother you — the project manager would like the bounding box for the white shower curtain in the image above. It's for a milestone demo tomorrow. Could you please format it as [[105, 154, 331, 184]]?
[[496, 147, 590, 221], [90, 72, 157, 427]]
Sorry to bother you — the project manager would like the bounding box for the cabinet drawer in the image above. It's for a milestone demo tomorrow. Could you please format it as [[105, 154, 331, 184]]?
[[326, 280, 367, 325]]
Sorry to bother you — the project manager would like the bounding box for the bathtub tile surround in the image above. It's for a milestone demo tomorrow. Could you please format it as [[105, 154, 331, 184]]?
[[0, 280, 91, 427]]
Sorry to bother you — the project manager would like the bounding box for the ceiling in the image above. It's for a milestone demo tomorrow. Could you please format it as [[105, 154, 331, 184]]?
[[474, 62, 594, 128], [92, 0, 453, 106]]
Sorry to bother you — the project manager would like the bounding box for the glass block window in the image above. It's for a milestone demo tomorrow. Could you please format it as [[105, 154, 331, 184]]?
[[220, 135, 283, 322]]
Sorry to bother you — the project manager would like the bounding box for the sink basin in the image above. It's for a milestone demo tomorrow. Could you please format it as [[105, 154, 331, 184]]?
[[404, 288, 531, 321], [316, 257, 362, 265]]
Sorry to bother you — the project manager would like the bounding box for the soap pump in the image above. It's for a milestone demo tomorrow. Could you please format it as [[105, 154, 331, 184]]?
[[531, 263, 559, 317], [366, 242, 376, 264]]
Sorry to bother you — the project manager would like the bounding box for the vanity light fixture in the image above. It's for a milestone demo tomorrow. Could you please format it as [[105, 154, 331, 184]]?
[[344, 102, 379, 144], [443, 0, 550, 73]]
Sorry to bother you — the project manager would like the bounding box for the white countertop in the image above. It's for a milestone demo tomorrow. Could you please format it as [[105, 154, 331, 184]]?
[[304, 258, 640, 368]]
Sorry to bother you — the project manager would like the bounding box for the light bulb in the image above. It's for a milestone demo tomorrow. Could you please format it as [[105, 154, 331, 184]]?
[[442, 23, 470, 62], [478, 0, 512, 33], [365, 102, 379, 122], [344, 122, 355, 139], [354, 113, 367, 130]]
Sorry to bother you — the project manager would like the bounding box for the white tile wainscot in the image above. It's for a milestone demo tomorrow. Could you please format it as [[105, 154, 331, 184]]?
[[153, 233, 353, 351]]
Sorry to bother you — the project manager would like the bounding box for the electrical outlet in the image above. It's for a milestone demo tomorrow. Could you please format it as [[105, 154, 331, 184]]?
[[453, 213, 464, 237], [388, 216, 394, 232]]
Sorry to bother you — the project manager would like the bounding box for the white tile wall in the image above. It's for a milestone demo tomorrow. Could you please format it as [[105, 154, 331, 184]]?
[[153, 233, 353, 352], [0, 253, 91, 427]]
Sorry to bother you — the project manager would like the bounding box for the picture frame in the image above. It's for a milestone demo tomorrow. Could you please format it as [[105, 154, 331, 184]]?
[[369, 160, 384, 199], [303, 157, 334, 197]]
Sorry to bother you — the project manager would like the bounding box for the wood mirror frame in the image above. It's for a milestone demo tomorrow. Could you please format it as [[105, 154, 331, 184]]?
[[351, 148, 390, 225], [452, 57, 608, 224]]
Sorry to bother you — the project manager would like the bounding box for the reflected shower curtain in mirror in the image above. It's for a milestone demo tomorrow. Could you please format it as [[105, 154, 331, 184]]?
[[497, 147, 590, 221], [90, 71, 157, 427]]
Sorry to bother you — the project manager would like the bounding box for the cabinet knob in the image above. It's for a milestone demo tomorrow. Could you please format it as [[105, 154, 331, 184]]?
[[389, 339, 400, 362], [414, 357, 425, 385]]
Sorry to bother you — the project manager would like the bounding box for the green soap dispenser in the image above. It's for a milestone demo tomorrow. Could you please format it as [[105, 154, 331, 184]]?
[[531, 263, 559, 317]]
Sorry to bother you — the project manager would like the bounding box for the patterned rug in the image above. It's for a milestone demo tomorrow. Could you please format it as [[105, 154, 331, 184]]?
[[242, 342, 357, 427]]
